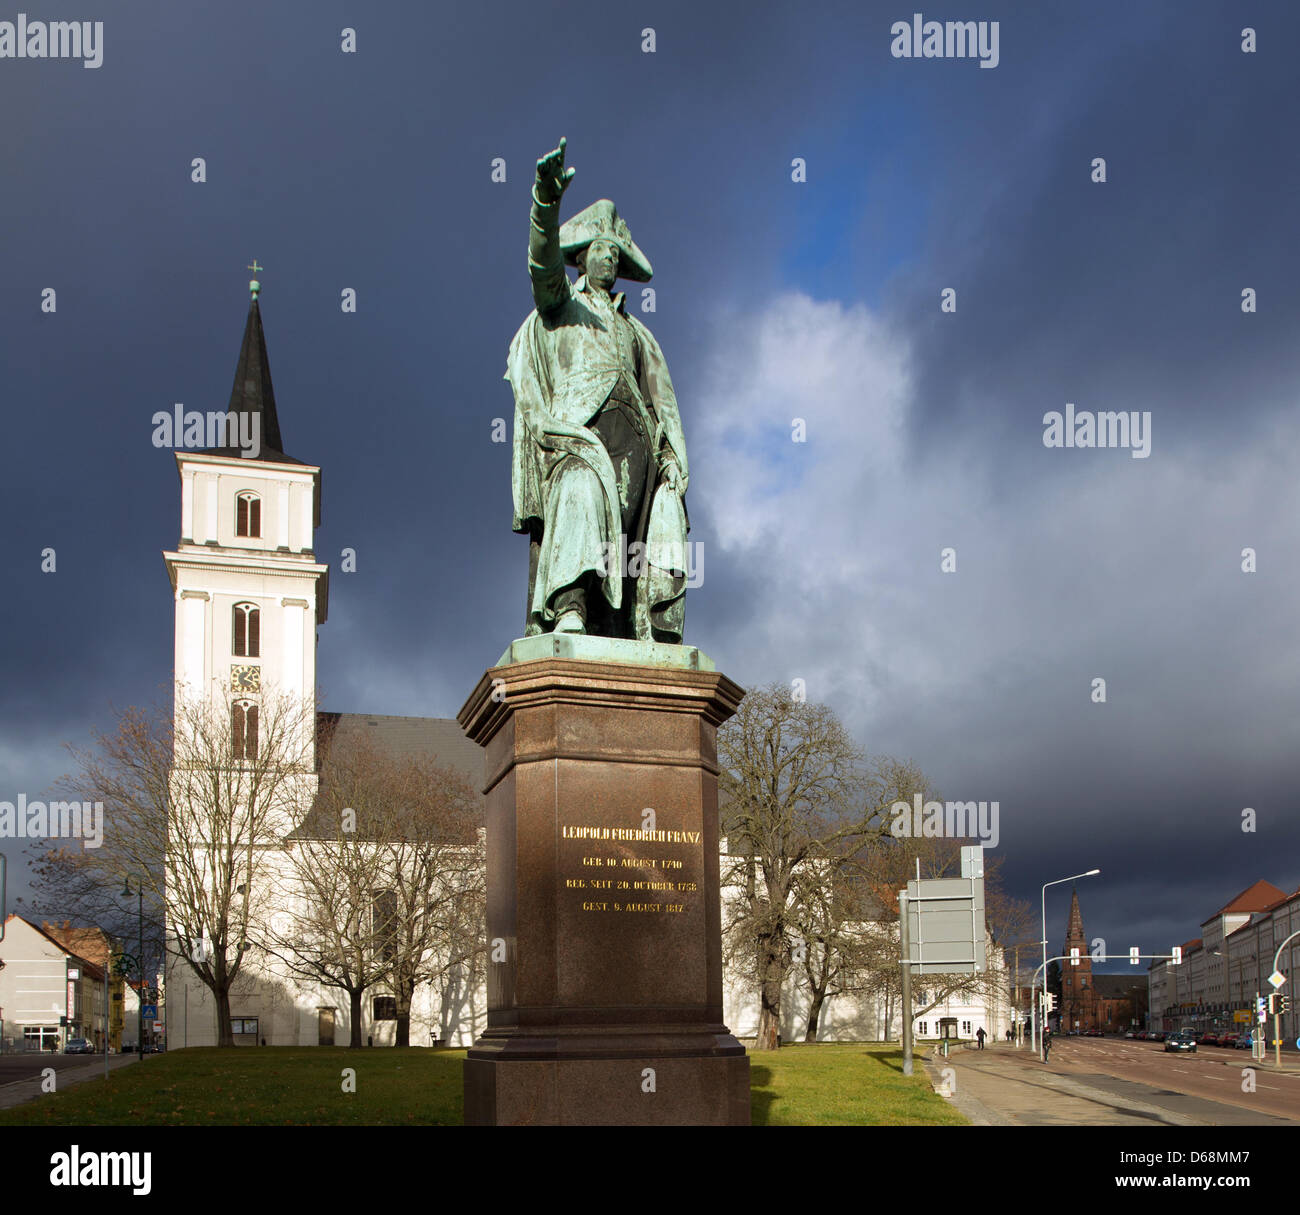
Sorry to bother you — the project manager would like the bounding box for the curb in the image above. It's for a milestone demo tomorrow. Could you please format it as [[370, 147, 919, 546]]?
[[922, 1051, 1010, 1126]]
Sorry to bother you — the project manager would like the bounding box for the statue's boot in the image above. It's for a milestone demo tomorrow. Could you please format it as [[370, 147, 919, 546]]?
[[554, 609, 585, 634], [552, 583, 587, 634]]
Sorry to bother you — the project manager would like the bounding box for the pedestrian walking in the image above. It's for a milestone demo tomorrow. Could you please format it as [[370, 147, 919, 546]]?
[[1042, 1026, 1052, 1062], [976, 1027, 986, 1050]]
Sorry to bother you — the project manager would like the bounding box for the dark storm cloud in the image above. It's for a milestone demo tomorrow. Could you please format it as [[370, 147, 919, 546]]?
[[1, 0, 1295, 953]]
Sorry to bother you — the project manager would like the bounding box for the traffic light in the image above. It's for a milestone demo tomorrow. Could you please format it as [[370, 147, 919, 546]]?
[[1268, 993, 1278, 1015], [1046, 993, 1058, 1012], [1281, 996, 1292, 1016]]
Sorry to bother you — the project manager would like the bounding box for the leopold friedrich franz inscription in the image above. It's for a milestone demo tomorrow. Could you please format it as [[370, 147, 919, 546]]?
[[560, 823, 701, 912]]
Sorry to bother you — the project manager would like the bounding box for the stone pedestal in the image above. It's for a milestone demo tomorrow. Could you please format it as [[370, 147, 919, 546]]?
[[458, 634, 750, 1125]]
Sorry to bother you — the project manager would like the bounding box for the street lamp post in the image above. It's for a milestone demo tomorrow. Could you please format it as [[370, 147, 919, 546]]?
[[122, 878, 143, 1061], [1037, 868, 1100, 1057]]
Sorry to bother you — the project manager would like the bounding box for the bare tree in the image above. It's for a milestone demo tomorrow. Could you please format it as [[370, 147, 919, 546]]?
[[259, 731, 486, 1048], [374, 756, 484, 1047], [34, 688, 317, 1046], [719, 684, 933, 1050], [258, 731, 394, 1047], [784, 764, 945, 1041], [787, 861, 882, 1041]]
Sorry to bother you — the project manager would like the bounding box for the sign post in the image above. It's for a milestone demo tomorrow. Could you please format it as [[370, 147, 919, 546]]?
[[900, 846, 987, 1076]]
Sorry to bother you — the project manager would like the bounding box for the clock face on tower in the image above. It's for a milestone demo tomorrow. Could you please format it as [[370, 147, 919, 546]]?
[[231, 664, 261, 692]]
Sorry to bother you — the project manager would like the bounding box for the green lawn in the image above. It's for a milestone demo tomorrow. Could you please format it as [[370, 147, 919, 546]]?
[[748, 1043, 967, 1126], [0, 1043, 965, 1126]]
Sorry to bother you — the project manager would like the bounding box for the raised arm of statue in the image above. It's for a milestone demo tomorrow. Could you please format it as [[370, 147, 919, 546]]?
[[529, 138, 575, 315]]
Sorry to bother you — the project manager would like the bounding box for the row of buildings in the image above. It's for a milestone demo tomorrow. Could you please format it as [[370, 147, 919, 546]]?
[[0, 916, 145, 1052], [1149, 879, 1300, 1041]]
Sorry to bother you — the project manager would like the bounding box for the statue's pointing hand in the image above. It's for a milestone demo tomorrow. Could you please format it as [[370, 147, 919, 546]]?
[[535, 138, 575, 206]]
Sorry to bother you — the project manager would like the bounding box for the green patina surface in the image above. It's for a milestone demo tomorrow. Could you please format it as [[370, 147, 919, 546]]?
[[495, 633, 714, 671]]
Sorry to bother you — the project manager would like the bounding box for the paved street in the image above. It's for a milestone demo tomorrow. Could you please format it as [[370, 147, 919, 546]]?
[[0, 1052, 140, 1111], [931, 1038, 1300, 1126]]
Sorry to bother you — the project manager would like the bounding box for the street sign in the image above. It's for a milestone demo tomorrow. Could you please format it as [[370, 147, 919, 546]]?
[[904, 851, 987, 976], [141, 1004, 158, 1020], [1268, 970, 1286, 989]]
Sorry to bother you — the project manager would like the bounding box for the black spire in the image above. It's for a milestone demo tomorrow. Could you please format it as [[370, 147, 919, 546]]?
[[205, 270, 300, 463]]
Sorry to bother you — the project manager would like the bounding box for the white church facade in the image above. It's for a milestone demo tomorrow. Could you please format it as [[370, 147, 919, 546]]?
[[161, 281, 1010, 1050]]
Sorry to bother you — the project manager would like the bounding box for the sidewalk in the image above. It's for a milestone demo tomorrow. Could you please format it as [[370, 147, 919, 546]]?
[[925, 1045, 1197, 1127], [0, 1054, 139, 1111], [924, 1044, 1292, 1127]]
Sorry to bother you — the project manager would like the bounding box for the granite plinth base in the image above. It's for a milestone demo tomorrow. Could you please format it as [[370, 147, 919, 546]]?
[[458, 642, 750, 1126], [464, 1029, 751, 1126]]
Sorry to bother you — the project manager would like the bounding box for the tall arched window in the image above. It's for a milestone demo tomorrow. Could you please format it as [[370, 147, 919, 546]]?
[[232, 603, 260, 657], [372, 890, 398, 964], [235, 491, 261, 538], [232, 700, 259, 760]]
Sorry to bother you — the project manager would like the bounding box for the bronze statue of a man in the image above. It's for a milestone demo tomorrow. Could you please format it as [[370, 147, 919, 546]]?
[[506, 138, 690, 642]]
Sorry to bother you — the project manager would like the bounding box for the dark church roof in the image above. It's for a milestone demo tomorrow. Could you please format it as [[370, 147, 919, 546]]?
[[1090, 974, 1144, 1000], [290, 713, 484, 841], [203, 292, 303, 465], [315, 712, 483, 786]]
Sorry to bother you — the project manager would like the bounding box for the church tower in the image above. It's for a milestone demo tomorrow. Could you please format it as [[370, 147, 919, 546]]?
[[163, 271, 328, 787], [1060, 887, 1096, 1032], [162, 272, 330, 1046]]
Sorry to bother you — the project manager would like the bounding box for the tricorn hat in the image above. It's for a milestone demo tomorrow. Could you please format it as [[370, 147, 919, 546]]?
[[559, 199, 653, 283]]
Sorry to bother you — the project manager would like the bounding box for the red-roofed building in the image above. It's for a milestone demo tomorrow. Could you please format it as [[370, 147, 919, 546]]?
[[1150, 881, 1300, 1040]]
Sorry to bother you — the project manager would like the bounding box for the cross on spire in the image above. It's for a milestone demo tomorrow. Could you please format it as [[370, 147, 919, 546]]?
[[247, 259, 263, 300]]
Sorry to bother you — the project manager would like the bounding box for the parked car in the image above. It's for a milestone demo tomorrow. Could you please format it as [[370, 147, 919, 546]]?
[[1234, 1032, 1256, 1050], [63, 1037, 94, 1054], [1165, 1031, 1198, 1053], [1198, 1032, 1220, 1046], [1124, 1030, 1137, 1039], [1149, 1031, 1167, 1042], [1219, 1033, 1240, 1048]]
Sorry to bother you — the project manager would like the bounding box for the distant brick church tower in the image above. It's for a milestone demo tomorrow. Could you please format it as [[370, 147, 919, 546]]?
[[1060, 888, 1098, 1032]]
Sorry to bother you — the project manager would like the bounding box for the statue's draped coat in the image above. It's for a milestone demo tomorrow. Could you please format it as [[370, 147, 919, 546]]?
[[506, 284, 689, 640]]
